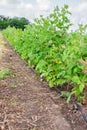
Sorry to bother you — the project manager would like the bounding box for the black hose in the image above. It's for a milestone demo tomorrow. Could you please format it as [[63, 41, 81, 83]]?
[[75, 103, 87, 122], [51, 86, 87, 122]]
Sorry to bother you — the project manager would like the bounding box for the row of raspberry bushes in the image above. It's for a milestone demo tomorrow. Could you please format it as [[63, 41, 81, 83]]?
[[3, 5, 87, 102]]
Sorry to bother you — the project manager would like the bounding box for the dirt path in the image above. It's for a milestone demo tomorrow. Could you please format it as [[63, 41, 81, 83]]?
[[0, 32, 73, 130]]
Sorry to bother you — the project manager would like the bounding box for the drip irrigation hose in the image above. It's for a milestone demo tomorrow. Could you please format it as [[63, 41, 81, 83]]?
[[53, 87, 87, 123], [76, 103, 87, 122]]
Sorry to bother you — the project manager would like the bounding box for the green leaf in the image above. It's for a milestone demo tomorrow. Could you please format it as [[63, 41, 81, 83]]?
[[79, 84, 85, 93], [57, 79, 65, 85], [72, 76, 81, 84], [61, 91, 70, 98]]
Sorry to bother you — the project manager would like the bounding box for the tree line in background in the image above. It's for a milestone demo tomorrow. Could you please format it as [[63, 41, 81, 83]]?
[[0, 15, 30, 30]]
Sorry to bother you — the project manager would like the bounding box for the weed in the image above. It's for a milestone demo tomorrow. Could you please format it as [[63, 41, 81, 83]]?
[[0, 68, 15, 79], [11, 102, 17, 107], [10, 84, 17, 88]]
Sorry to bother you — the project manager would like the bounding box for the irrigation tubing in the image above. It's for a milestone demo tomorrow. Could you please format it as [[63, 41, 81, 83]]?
[[53, 87, 87, 123]]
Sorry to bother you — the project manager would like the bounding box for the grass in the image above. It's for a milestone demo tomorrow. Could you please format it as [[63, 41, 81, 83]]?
[[0, 68, 15, 79]]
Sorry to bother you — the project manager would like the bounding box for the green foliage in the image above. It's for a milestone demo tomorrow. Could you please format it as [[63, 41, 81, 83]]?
[[3, 5, 87, 102]]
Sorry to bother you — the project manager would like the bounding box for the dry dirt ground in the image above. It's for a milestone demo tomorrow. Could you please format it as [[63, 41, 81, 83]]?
[[0, 32, 87, 130]]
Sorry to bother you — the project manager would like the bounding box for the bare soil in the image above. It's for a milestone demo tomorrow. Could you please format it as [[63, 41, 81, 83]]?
[[0, 32, 87, 130]]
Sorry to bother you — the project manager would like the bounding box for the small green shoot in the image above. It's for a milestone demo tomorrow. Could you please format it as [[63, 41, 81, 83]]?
[[11, 102, 17, 107], [10, 84, 17, 89]]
